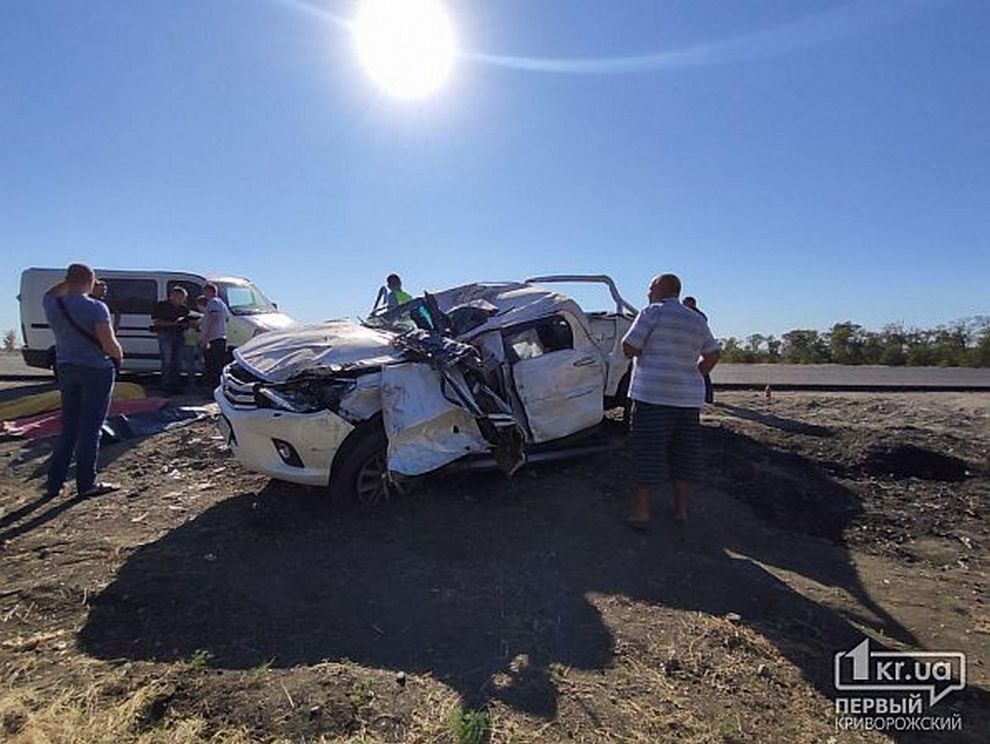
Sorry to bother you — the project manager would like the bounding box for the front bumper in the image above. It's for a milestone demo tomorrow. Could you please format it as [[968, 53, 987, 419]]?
[[214, 389, 355, 487]]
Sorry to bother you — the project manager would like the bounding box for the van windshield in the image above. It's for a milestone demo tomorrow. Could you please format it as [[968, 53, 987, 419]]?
[[218, 282, 277, 316]]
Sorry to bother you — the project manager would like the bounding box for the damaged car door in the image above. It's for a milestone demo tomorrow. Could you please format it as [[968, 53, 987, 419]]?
[[503, 313, 606, 442]]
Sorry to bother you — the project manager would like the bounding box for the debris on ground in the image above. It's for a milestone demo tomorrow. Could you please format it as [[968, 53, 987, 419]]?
[[0, 390, 987, 742]]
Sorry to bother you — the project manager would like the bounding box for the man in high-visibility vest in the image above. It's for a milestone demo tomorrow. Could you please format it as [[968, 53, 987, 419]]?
[[385, 273, 413, 308]]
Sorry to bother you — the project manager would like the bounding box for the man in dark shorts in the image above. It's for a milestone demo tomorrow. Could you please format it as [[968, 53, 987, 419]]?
[[152, 286, 189, 394], [622, 274, 720, 525]]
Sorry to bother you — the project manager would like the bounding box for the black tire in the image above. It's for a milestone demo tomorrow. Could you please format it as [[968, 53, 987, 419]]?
[[329, 419, 423, 506], [329, 419, 391, 506]]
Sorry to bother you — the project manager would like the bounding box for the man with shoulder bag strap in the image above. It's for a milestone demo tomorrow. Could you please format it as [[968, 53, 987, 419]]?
[[42, 263, 124, 499]]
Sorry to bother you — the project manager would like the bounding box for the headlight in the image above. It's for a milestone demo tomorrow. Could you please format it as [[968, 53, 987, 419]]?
[[255, 386, 309, 412], [254, 379, 355, 413]]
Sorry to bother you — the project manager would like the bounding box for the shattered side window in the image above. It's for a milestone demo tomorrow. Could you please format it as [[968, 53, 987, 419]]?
[[507, 328, 543, 361], [503, 315, 574, 362]]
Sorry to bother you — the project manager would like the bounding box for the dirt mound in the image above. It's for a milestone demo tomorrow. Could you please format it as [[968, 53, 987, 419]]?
[[710, 427, 861, 542], [860, 443, 970, 482]]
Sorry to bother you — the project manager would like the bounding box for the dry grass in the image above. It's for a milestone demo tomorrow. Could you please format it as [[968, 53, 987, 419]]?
[[0, 608, 886, 744], [0, 658, 472, 744], [1, 676, 248, 744]]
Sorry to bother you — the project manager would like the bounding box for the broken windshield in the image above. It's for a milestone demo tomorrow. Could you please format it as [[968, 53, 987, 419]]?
[[364, 296, 438, 333]]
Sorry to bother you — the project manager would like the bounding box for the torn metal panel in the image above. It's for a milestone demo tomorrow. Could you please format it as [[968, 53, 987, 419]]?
[[392, 329, 481, 370], [474, 413, 526, 475], [380, 363, 490, 476], [337, 372, 382, 423], [431, 283, 590, 344], [472, 330, 506, 370]]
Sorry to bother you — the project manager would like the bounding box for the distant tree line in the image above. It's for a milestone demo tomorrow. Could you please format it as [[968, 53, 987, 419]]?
[[719, 317, 990, 367]]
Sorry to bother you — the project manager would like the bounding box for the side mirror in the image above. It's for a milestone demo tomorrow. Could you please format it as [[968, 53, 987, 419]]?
[[272, 302, 279, 311]]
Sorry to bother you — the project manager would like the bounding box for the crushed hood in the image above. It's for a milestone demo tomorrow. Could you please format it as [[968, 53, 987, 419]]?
[[233, 319, 402, 383], [246, 312, 298, 332]]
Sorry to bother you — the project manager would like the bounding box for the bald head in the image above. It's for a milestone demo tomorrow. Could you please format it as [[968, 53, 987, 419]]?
[[65, 263, 95, 293], [649, 273, 681, 303]]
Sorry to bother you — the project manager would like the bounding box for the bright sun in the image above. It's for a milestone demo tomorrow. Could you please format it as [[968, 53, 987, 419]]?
[[352, 0, 457, 100]]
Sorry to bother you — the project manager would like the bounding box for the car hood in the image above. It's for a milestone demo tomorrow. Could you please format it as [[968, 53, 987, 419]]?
[[233, 319, 402, 383], [243, 312, 297, 332]]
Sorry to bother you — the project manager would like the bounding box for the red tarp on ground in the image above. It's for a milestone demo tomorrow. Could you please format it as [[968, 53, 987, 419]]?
[[0, 398, 169, 440]]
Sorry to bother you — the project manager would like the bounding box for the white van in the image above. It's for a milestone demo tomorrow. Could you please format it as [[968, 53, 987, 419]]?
[[19, 268, 296, 373]]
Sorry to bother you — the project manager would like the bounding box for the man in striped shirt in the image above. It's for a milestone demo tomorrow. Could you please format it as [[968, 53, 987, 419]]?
[[621, 274, 720, 526]]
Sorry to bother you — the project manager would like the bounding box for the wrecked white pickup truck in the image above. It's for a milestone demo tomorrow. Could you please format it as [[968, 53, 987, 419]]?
[[215, 276, 637, 504]]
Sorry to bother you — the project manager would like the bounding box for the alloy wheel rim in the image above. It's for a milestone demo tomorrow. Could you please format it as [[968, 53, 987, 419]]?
[[355, 451, 388, 506]]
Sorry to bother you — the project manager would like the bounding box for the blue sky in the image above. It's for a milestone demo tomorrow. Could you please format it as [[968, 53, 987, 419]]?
[[2, 0, 987, 341]]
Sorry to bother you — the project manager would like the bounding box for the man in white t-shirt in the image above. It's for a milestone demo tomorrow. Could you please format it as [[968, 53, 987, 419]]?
[[200, 283, 230, 392]]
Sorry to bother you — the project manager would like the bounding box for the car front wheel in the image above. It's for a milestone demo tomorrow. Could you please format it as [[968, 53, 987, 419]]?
[[328, 420, 421, 506]]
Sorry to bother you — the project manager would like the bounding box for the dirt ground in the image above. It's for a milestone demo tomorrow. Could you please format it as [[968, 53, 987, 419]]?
[[0, 389, 987, 743]]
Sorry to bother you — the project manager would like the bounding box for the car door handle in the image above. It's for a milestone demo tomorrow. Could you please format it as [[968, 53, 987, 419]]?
[[572, 356, 598, 367]]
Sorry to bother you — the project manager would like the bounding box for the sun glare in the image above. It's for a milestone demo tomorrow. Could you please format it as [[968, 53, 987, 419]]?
[[352, 0, 457, 99]]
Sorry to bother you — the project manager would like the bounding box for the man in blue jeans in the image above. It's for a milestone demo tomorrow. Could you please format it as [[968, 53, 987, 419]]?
[[152, 286, 189, 395], [42, 263, 124, 498]]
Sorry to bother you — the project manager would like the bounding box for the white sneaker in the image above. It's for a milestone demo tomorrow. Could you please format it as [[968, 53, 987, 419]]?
[[80, 482, 120, 498]]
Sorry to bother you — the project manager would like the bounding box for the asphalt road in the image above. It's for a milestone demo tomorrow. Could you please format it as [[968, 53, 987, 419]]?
[[2, 352, 988, 390], [710, 363, 990, 389]]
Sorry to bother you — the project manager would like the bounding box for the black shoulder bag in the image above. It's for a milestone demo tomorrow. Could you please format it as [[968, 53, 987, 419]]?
[[55, 297, 121, 373]]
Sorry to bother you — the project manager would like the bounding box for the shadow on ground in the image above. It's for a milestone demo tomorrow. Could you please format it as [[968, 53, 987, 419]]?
[[712, 402, 833, 437], [78, 426, 987, 737], [2, 430, 184, 543]]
